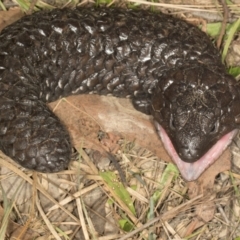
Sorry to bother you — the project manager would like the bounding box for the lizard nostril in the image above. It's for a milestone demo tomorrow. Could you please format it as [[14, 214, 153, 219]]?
[[178, 147, 200, 163]]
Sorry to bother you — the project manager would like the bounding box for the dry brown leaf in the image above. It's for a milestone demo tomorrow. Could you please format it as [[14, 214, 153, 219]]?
[[0, 206, 39, 239], [0, 8, 23, 32], [188, 150, 231, 198], [49, 95, 172, 162], [184, 150, 231, 234], [1, 167, 32, 205]]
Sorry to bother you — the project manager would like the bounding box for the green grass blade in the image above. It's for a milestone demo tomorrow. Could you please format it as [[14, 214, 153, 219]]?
[[222, 17, 240, 63], [100, 171, 136, 215]]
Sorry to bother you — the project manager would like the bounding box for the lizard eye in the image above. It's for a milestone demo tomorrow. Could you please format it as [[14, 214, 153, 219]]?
[[210, 120, 219, 134], [170, 114, 176, 130]]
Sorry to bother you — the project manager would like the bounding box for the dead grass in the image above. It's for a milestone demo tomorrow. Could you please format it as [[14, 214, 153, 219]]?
[[0, 0, 240, 239]]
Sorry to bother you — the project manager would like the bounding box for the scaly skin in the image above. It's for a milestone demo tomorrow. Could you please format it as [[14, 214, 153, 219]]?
[[0, 8, 239, 179]]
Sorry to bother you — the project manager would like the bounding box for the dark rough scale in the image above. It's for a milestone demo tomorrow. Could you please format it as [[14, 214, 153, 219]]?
[[0, 7, 240, 172]]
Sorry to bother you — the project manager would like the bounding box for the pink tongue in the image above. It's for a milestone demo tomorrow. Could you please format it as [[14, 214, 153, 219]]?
[[155, 124, 238, 181]]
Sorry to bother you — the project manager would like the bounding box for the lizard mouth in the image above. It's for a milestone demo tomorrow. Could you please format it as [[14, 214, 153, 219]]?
[[155, 123, 238, 181]]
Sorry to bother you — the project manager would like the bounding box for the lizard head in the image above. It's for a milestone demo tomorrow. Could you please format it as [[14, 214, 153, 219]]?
[[151, 65, 240, 181]]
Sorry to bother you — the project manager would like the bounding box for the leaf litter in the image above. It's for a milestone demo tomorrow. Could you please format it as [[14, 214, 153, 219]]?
[[0, 1, 240, 239]]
